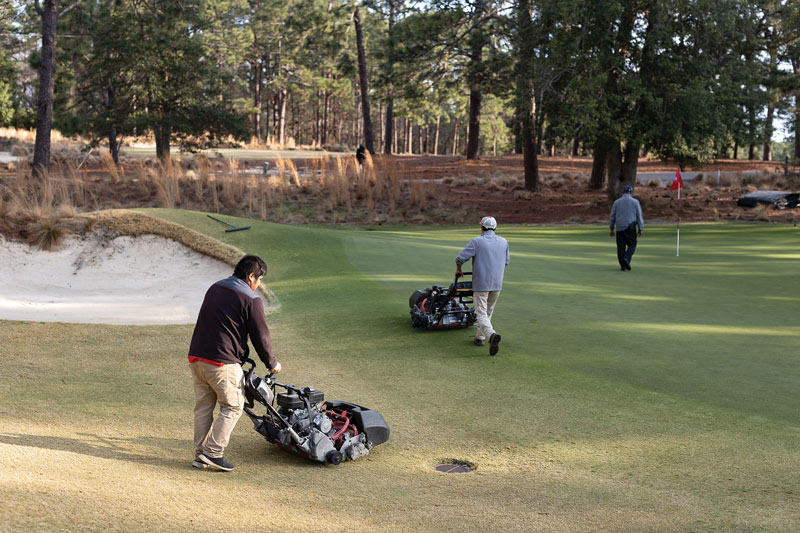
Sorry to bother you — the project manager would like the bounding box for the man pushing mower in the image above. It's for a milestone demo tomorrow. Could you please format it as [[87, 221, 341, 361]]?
[[455, 216, 510, 356], [187, 255, 281, 471]]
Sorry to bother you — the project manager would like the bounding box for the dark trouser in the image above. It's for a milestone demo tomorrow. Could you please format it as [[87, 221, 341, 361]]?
[[616, 224, 638, 267]]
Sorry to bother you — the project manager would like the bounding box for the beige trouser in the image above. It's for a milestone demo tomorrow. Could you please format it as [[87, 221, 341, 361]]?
[[473, 290, 501, 341], [190, 361, 244, 459]]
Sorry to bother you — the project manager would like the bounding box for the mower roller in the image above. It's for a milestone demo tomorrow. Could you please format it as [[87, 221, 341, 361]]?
[[241, 358, 390, 465], [409, 271, 476, 330]]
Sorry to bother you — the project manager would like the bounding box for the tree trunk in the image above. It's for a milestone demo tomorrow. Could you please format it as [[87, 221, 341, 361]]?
[[316, 91, 321, 145], [520, 95, 538, 191], [466, 87, 482, 159], [733, 140, 738, 160], [383, 1, 396, 154], [32, 0, 60, 176], [572, 136, 580, 156], [105, 86, 119, 164], [108, 129, 119, 165], [747, 102, 756, 160], [384, 100, 394, 154], [154, 123, 171, 161], [514, 0, 538, 191], [763, 102, 774, 161], [606, 140, 640, 201], [433, 115, 440, 155], [535, 111, 544, 155], [379, 103, 384, 149], [452, 117, 459, 155], [278, 88, 287, 146], [252, 58, 261, 141], [465, 0, 486, 160], [354, 6, 374, 155], [322, 91, 329, 146], [795, 105, 800, 160], [589, 137, 608, 190]]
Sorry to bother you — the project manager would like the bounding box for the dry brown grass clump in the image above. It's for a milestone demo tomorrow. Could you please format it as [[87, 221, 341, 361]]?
[[753, 203, 773, 222], [24, 217, 68, 251]]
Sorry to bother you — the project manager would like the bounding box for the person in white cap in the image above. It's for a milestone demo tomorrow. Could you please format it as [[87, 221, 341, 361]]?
[[455, 216, 510, 356]]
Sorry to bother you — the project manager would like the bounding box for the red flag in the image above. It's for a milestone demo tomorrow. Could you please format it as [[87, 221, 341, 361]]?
[[671, 168, 684, 191]]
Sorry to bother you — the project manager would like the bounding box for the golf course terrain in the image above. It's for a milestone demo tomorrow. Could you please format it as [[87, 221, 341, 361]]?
[[1, 210, 798, 531]]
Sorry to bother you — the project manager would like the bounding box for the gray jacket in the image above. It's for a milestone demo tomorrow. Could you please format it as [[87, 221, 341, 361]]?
[[610, 193, 644, 232], [456, 230, 510, 291]]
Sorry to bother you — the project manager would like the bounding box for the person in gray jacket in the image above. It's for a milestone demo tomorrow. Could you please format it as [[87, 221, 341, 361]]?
[[455, 216, 510, 356], [609, 185, 644, 271]]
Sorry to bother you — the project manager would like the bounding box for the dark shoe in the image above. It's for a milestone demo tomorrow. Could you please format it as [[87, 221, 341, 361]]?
[[620, 264, 626, 271], [192, 460, 208, 469], [625, 261, 632, 271], [198, 453, 234, 471], [621, 259, 630, 271], [489, 333, 501, 356], [474, 338, 485, 346]]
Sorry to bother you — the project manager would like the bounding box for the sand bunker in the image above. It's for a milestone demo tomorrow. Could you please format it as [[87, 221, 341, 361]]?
[[0, 234, 235, 325]]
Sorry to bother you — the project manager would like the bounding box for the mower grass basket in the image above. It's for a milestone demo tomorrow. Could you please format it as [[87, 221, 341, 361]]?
[[241, 358, 390, 465], [409, 271, 477, 330]]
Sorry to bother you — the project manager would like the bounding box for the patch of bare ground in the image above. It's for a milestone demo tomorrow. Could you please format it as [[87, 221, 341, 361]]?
[[2, 139, 799, 234]]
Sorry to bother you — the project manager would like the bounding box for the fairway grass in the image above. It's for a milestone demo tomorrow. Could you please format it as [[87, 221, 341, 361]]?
[[1, 212, 799, 531]]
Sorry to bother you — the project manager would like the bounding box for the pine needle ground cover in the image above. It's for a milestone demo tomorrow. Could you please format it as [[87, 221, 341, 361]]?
[[1, 210, 798, 531]]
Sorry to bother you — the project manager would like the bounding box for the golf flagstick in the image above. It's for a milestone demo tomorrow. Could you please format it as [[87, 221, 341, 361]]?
[[671, 168, 684, 257]]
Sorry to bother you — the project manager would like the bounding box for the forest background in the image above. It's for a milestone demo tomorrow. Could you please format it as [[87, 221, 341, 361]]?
[[0, 0, 799, 201]]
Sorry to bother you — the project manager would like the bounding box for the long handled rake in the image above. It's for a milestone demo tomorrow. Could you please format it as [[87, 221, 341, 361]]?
[[207, 214, 251, 232]]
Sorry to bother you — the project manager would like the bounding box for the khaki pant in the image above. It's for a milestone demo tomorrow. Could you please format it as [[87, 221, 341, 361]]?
[[473, 290, 501, 341], [190, 361, 244, 460]]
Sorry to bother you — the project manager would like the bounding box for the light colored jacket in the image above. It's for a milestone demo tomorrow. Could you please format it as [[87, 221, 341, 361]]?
[[456, 230, 510, 291], [610, 193, 644, 232]]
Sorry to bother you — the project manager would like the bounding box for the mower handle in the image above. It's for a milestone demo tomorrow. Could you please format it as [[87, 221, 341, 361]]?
[[242, 357, 276, 385], [449, 271, 471, 297]]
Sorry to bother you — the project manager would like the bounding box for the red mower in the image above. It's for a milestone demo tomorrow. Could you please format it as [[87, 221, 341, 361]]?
[[241, 358, 390, 465], [409, 272, 476, 330]]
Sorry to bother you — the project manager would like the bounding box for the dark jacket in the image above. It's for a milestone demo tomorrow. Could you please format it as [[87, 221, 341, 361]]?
[[188, 276, 276, 368]]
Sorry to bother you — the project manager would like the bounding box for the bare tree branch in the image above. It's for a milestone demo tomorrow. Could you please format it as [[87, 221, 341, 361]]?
[[59, 1, 82, 18]]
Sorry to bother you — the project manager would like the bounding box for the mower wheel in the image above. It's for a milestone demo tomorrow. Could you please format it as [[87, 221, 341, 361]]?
[[326, 450, 344, 465]]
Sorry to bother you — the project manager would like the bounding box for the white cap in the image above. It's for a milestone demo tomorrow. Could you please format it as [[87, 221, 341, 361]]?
[[480, 216, 497, 230]]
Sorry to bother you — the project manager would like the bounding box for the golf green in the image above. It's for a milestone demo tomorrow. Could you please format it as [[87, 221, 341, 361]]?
[[1, 211, 798, 531]]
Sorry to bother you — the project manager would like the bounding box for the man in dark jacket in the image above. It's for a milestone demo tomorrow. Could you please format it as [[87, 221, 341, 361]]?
[[188, 255, 281, 471]]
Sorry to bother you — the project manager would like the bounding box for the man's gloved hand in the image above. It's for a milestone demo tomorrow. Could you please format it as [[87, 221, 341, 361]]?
[[270, 361, 281, 374]]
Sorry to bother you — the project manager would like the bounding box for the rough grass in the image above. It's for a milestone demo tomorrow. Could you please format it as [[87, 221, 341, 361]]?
[[1, 213, 799, 531]]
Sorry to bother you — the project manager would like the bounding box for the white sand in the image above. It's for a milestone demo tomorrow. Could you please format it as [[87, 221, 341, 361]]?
[[0, 234, 235, 325]]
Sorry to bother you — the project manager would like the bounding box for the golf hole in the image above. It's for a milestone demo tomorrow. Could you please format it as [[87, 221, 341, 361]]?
[[433, 459, 476, 474]]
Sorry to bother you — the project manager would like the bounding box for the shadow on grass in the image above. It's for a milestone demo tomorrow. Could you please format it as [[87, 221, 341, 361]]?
[[0, 432, 187, 469]]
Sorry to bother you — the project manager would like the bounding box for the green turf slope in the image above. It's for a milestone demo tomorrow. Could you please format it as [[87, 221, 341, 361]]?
[[1, 211, 798, 532]]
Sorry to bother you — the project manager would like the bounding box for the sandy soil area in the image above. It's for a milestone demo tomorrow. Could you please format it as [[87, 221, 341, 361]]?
[[0, 233, 233, 325]]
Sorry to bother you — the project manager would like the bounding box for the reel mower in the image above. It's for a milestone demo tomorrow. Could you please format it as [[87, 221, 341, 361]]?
[[409, 271, 476, 330], [241, 358, 390, 465]]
